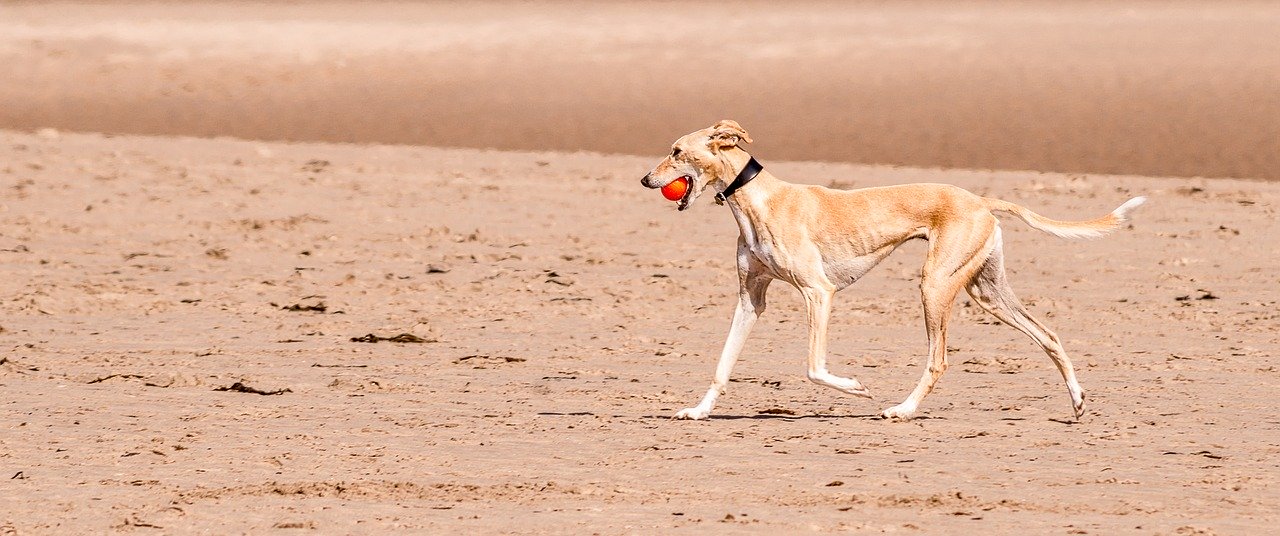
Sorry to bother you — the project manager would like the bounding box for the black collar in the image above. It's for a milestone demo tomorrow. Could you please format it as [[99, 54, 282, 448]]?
[[714, 157, 763, 205]]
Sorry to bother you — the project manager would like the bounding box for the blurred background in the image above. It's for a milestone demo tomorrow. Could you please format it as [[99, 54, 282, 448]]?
[[2, 1, 1278, 180]]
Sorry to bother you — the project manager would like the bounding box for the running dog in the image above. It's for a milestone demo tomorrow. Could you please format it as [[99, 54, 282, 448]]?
[[640, 120, 1145, 421]]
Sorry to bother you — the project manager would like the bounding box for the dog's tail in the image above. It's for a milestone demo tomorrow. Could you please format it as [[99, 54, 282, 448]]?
[[984, 196, 1147, 239]]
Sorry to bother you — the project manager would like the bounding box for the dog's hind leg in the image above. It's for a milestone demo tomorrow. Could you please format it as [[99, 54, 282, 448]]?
[[801, 285, 874, 399], [964, 230, 1086, 419], [675, 244, 772, 420], [882, 218, 996, 420]]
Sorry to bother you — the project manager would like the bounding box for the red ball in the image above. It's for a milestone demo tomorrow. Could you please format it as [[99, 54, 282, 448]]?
[[661, 177, 689, 201]]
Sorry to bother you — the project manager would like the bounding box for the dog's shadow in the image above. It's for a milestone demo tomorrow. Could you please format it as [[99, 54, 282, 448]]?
[[640, 412, 897, 421], [538, 411, 946, 421]]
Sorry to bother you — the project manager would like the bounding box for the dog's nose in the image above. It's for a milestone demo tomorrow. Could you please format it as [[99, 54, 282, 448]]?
[[640, 174, 651, 188]]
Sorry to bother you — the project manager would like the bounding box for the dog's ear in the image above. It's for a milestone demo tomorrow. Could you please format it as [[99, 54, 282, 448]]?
[[708, 120, 752, 151]]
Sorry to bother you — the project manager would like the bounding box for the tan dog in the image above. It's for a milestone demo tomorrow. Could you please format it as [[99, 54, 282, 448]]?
[[641, 120, 1145, 421]]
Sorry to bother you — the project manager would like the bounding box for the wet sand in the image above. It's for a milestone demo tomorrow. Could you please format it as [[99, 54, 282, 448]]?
[[2, 1, 1279, 180]]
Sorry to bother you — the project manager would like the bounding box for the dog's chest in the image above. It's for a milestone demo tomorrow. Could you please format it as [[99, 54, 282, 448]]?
[[745, 238, 778, 269], [730, 205, 782, 269], [735, 207, 890, 288]]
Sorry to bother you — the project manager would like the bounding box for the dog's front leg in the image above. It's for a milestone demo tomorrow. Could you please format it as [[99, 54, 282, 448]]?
[[675, 247, 770, 420], [801, 286, 873, 399]]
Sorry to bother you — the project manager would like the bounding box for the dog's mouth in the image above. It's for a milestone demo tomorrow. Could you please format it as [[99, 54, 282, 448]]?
[[676, 175, 695, 211]]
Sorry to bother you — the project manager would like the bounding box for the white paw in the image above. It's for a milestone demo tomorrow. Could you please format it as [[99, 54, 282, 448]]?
[[1072, 392, 1087, 420], [674, 407, 711, 420], [880, 404, 917, 420], [836, 382, 874, 399], [809, 373, 874, 399]]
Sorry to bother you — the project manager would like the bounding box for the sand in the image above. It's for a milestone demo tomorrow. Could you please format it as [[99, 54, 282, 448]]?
[[2, 1, 1279, 534], [1, 129, 1277, 533]]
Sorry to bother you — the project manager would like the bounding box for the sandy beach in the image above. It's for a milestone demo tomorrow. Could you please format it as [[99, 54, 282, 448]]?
[[1, 129, 1277, 533], [1, 1, 1278, 534]]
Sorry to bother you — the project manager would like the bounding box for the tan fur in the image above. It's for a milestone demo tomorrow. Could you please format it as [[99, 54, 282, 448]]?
[[641, 121, 1146, 421]]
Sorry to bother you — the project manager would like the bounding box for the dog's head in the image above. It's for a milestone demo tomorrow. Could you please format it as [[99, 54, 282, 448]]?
[[640, 120, 753, 211]]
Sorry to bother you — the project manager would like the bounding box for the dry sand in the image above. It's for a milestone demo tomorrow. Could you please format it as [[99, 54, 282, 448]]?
[[2, 1, 1279, 534], [1, 129, 1277, 533], [2, 1, 1279, 180]]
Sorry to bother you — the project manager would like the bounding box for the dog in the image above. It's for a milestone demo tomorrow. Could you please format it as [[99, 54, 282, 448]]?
[[640, 120, 1145, 421]]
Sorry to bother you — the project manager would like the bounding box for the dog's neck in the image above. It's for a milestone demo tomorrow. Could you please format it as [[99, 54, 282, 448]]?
[[713, 149, 766, 198], [715, 149, 778, 244]]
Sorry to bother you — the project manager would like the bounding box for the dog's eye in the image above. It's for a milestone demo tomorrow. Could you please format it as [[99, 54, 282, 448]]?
[[671, 148, 682, 158]]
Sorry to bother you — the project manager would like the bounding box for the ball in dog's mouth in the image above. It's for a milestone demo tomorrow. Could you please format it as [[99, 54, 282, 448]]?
[[661, 176, 689, 201], [672, 176, 695, 211]]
